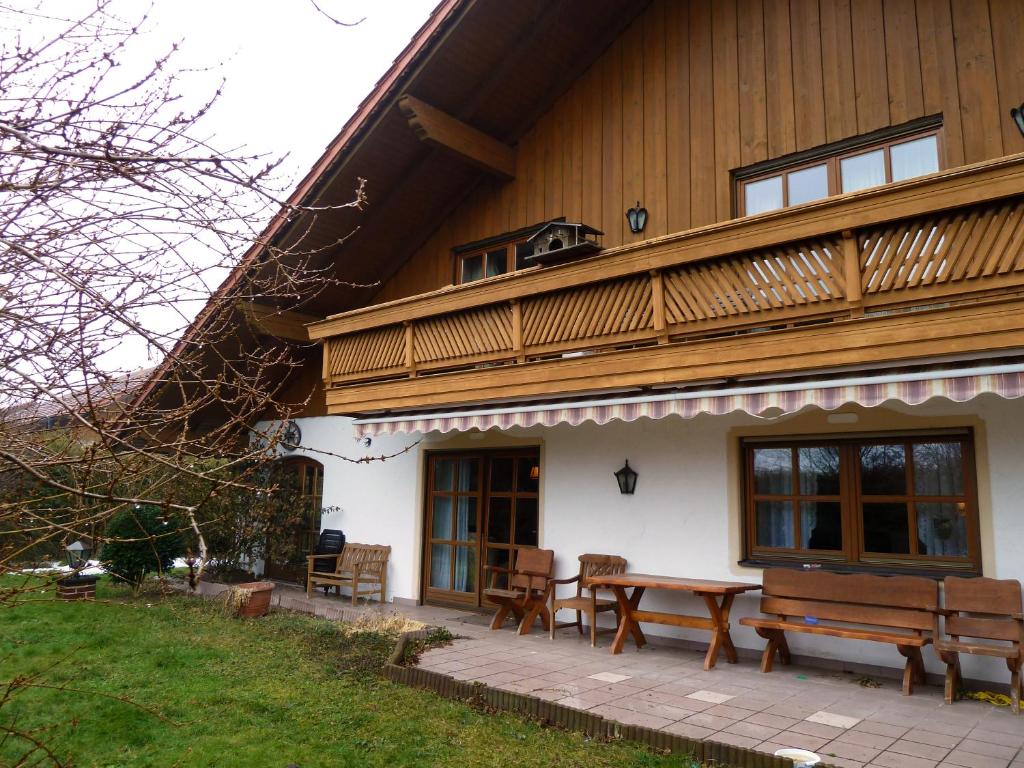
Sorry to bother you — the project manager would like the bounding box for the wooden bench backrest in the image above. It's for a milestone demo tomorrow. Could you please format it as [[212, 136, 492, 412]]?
[[511, 548, 554, 592], [944, 576, 1023, 643], [337, 543, 391, 575], [761, 569, 937, 632], [578, 554, 627, 597]]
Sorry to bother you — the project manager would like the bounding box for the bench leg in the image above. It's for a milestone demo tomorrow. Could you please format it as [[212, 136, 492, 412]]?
[[306, 577, 313, 599], [490, 602, 511, 630], [1008, 658, 1022, 715], [939, 651, 960, 704], [897, 646, 925, 696], [753, 628, 789, 673]]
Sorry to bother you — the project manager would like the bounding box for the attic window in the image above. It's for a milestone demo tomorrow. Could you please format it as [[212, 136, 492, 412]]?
[[453, 220, 561, 285]]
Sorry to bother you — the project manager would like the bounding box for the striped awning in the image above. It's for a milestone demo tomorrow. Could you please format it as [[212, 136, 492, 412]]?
[[352, 362, 1024, 437]]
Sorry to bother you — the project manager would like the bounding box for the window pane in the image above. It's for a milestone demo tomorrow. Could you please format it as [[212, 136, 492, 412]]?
[[462, 254, 483, 283], [453, 546, 476, 593], [486, 548, 510, 590], [756, 500, 794, 548], [841, 149, 886, 193], [487, 497, 511, 544], [744, 175, 784, 215], [787, 164, 828, 206], [913, 442, 964, 496], [455, 497, 477, 540], [433, 458, 455, 492], [485, 248, 508, 278], [457, 458, 479, 492], [863, 502, 910, 553], [514, 498, 539, 546], [431, 497, 452, 540], [430, 544, 451, 589], [891, 135, 938, 182], [798, 446, 840, 495], [490, 458, 513, 492], [801, 501, 843, 550], [917, 502, 968, 557], [860, 444, 907, 495], [753, 447, 792, 494], [515, 241, 533, 270], [516, 457, 539, 494]]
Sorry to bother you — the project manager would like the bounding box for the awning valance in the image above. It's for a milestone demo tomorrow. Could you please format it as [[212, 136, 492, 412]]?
[[352, 362, 1024, 437]]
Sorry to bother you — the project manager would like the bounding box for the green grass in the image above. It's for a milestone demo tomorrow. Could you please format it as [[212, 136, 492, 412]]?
[[0, 579, 699, 768]]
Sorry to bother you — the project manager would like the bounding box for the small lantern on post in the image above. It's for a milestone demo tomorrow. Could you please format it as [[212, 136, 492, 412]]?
[[625, 201, 648, 234], [614, 460, 638, 495], [64, 540, 91, 570], [58, 539, 98, 601]]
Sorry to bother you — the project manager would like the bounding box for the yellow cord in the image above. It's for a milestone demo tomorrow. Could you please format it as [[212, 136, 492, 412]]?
[[965, 690, 1013, 707]]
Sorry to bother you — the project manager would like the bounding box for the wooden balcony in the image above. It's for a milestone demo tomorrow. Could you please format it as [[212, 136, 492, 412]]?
[[308, 155, 1024, 415]]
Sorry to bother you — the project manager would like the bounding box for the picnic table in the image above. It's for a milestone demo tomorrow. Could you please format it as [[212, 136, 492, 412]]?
[[583, 573, 762, 670]]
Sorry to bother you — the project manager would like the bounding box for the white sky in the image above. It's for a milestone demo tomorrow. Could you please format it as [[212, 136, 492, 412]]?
[[95, 0, 438, 371]]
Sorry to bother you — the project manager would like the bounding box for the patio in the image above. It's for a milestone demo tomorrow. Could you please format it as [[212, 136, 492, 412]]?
[[207, 582, 1024, 767]]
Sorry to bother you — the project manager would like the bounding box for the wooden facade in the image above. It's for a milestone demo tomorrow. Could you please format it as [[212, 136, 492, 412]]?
[[304, 0, 1024, 416], [374, 0, 1024, 305]]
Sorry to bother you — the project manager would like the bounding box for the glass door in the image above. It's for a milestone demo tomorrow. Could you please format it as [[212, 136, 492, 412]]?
[[424, 455, 481, 605], [483, 453, 540, 591]]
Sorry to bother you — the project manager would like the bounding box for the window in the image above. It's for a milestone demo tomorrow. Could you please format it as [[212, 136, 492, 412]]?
[[738, 127, 941, 217], [743, 431, 979, 574]]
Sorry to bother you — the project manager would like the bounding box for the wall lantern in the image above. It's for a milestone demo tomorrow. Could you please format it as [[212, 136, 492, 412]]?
[[65, 539, 91, 569], [1013, 103, 1024, 137], [614, 460, 638, 495], [529, 464, 540, 481], [625, 201, 648, 234]]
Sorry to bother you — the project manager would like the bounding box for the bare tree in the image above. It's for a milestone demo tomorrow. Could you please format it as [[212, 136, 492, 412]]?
[[0, 0, 375, 606]]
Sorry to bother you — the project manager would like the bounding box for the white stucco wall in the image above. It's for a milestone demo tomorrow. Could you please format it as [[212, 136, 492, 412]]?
[[275, 392, 1024, 684]]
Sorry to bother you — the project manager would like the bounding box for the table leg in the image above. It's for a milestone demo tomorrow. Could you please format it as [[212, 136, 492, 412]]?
[[700, 593, 737, 670], [609, 585, 647, 654]]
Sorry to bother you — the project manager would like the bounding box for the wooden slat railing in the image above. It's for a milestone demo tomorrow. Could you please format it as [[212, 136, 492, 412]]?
[[310, 156, 1024, 392]]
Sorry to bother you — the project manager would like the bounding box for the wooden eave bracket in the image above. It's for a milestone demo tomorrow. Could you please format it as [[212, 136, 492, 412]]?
[[236, 302, 321, 342], [398, 94, 516, 179]]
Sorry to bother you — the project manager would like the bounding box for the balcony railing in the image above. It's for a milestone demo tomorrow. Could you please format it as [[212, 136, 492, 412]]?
[[308, 155, 1024, 414]]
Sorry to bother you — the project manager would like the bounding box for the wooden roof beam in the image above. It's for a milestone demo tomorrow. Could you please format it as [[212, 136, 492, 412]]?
[[237, 302, 321, 342], [398, 94, 516, 179]]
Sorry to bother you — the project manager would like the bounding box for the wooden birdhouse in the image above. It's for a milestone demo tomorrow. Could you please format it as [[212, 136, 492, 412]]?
[[524, 222, 603, 267]]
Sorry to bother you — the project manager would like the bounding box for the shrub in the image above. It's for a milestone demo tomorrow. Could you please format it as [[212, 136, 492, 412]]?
[[100, 506, 186, 590]]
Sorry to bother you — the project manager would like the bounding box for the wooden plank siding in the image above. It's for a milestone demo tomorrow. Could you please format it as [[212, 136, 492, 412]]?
[[372, 0, 1024, 305]]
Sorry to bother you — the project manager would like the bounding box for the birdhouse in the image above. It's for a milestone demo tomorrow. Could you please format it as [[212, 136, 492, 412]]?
[[524, 222, 603, 267]]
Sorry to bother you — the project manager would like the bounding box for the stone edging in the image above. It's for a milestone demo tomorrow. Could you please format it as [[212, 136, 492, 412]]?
[[384, 631, 836, 768]]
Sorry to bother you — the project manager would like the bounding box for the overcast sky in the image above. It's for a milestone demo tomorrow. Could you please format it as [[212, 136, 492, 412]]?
[[81, 0, 439, 371]]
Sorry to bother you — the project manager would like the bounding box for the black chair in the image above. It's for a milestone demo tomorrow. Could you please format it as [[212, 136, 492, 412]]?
[[308, 529, 345, 589]]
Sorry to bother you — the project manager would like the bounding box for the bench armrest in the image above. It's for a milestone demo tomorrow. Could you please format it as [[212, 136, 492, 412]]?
[[549, 575, 581, 585]]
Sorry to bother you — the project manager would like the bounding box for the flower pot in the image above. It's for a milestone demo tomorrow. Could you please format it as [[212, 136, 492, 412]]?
[[233, 581, 275, 618]]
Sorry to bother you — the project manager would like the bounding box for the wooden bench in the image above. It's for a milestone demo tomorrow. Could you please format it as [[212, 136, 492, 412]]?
[[306, 543, 390, 604], [935, 576, 1024, 713], [740, 569, 937, 695]]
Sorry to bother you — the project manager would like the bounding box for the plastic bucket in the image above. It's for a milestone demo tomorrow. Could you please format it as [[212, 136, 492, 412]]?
[[773, 748, 821, 767]]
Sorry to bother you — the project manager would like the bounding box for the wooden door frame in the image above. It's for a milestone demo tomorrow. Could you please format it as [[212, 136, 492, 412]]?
[[420, 446, 541, 607]]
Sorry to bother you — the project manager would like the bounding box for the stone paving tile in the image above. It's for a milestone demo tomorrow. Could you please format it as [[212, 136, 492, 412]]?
[[634, 689, 713, 711], [941, 749, 1013, 768], [683, 712, 741, 731], [902, 728, 966, 749], [720, 720, 784, 741], [835, 728, 899, 750], [969, 727, 1024, 749], [613, 696, 699, 721], [587, 704, 674, 730], [818, 738, 882, 764], [807, 710, 862, 729], [662, 721, 715, 740], [709, 731, 761, 749], [852, 720, 911, 739], [747, 711, 800, 730], [788, 719, 847, 740], [955, 738, 1020, 760], [770, 730, 830, 751], [704, 703, 753, 720], [868, 751, 939, 768], [886, 738, 953, 762]]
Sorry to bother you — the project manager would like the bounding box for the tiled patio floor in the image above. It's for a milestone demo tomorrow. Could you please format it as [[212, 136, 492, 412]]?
[[240, 584, 1024, 768]]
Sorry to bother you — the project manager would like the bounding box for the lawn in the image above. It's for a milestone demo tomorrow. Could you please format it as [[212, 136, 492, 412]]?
[[0, 578, 697, 768]]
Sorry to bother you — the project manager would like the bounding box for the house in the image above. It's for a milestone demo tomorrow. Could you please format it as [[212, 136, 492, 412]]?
[[164, 0, 1024, 685]]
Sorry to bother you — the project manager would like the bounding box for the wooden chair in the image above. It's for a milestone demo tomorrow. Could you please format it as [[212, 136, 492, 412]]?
[[306, 542, 390, 604], [740, 569, 938, 695], [548, 554, 626, 646], [935, 576, 1024, 713], [483, 548, 554, 635]]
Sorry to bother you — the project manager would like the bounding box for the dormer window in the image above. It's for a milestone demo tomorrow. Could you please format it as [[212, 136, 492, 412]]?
[[737, 121, 942, 217], [454, 220, 562, 285]]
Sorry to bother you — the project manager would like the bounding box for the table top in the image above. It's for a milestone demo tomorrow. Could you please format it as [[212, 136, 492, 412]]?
[[584, 573, 762, 594]]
